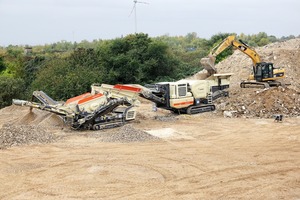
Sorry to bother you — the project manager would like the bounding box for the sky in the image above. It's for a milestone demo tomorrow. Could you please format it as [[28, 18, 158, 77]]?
[[0, 0, 299, 46]]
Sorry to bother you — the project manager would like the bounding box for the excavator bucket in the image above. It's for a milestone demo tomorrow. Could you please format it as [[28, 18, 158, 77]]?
[[200, 55, 217, 76]]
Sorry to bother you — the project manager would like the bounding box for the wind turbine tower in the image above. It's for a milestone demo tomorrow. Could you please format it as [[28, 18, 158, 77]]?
[[129, 0, 149, 33]]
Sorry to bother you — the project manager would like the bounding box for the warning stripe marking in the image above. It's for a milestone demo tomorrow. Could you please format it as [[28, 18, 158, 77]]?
[[173, 101, 194, 106], [113, 84, 141, 93], [65, 93, 91, 105], [78, 93, 104, 105]]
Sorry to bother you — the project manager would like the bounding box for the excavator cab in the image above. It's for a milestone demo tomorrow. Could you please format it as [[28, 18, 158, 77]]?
[[243, 62, 284, 88], [253, 62, 274, 82]]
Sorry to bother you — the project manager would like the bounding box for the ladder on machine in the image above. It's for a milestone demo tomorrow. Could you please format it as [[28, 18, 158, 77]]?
[[207, 92, 213, 104]]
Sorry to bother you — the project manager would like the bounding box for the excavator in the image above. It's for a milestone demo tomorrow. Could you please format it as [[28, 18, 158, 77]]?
[[200, 35, 285, 88]]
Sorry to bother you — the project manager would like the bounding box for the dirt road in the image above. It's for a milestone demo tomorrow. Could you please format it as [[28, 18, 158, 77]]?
[[0, 114, 299, 199]]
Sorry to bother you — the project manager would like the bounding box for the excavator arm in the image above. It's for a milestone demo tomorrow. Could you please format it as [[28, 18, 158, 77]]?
[[210, 35, 236, 57], [200, 35, 261, 73], [230, 39, 261, 65]]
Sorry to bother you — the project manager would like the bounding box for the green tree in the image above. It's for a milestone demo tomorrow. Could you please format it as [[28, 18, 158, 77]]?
[[22, 56, 46, 86], [143, 40, 179, 82], [0, 76, 25, 108], [208, 33, 235, 64], [101, 33, 179, 84], [31, 49, 105, 100], [185, 32, 198, 43], [0, 57, 5, 72], [257, 37, 270, 46]]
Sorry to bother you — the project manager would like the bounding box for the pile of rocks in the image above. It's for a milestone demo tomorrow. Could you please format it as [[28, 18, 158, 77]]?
[[263, 38, 300, 49], [216, 87, 300, 118], [0, 124, 58, 149], [91, 124, 161, 143]]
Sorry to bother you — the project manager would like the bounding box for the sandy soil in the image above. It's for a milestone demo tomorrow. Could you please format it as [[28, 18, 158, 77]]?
[[0, 107, 299, 199]]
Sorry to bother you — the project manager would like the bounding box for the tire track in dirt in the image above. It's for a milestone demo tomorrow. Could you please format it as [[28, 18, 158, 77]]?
[[152, 125, 300, 199], [195, 167, 300, 190]]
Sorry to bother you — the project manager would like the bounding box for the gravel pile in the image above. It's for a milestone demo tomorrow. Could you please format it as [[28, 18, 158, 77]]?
[[90, 124, 161, 143], [0, 124, 58, 149], [216, 87, 300, 118]]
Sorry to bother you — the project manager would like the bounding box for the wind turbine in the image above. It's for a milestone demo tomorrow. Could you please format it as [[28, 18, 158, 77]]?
[[129, 0, 149, 33]]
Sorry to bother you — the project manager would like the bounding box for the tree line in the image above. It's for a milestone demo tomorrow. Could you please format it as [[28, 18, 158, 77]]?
[[0, 32, 298, 108]]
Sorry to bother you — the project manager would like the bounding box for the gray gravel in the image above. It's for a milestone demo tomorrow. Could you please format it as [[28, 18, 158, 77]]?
[[0, 124, 58, 149], [89, 124, 161, 143], [154, 114, 178, 122]]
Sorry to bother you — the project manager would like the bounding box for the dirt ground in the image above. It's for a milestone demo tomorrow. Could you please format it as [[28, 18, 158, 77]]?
[[0, 105, 299, 200], [1, 38, 300, 199]]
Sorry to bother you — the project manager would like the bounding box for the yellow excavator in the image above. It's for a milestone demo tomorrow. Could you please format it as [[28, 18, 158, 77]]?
[[201, 35, 285, 88]]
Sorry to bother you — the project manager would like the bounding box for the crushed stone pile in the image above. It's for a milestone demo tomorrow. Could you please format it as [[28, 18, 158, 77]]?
[[216, 87, 300, 118], [0, 124, 58, 149], [0, 105, 64, 128], [89, 124, 161, 143]]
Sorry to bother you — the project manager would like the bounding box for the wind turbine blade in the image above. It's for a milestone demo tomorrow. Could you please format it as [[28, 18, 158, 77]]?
[[129, 4, 136, 17], [136, 1, 149, 4]]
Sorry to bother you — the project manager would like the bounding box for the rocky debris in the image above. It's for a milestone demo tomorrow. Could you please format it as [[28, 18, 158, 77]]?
[[185, 70, 210, 80], [154, 114, 178, 122], [223, 110, 237, 118], [89, 124, 161, 143], [263, 38, 300, 49], [215, 87, 300, 118], [136, 101, 172, 120], [0, 124, 58, 149]]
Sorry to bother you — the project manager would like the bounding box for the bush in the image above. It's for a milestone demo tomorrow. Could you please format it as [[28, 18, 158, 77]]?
[[0, 76, 25, 108]]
